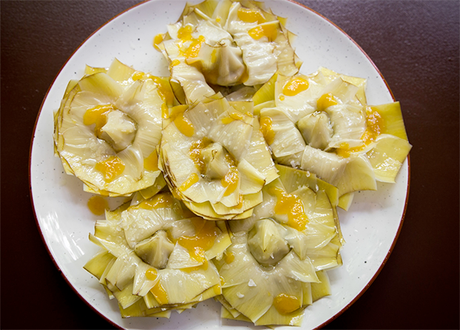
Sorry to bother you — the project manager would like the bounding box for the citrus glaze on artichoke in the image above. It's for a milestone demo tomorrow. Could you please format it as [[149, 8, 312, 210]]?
[[51, 0, 411, 326]]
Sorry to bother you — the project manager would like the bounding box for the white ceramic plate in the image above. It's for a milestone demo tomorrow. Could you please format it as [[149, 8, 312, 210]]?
[[30, 0, 410, 329]]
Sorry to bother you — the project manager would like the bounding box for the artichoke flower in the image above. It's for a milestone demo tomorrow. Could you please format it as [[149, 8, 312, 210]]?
[[160, 94, 278, 220], [213, 164, 342, 325], [53, 59, 177, 196], [84, 191, 231, 317], [255, 67, 412, 204], [155, 0, 301, 103], [224, 0, 301, 85]]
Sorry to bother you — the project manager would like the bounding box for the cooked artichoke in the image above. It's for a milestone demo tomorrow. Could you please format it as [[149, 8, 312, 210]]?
[[214, 165, 342, 325], [160, 94, 278, 220], [84, 191, 230, 316], [155, 0, 301, 103], [53, 59, 177, 196], [256, 67, 412, 198]]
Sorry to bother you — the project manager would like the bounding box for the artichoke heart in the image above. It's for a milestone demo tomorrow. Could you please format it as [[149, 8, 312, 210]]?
[[160, 95, 278, 220], [155, 0, 301, 101], [85, 190, 229, 316], [256, 68, 411, 199], [214, 165, 342, 325], [53, 59, 174, 196]]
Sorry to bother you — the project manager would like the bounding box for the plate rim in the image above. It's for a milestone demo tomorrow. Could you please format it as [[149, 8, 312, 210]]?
[[28, 0, 411, 329]]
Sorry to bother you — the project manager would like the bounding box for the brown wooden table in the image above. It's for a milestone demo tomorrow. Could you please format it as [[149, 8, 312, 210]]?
[[2, 1, 458, 329]]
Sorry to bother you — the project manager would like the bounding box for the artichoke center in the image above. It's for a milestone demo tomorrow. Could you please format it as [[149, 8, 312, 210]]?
[[248, 219, 290, 267], [134, 230, 174, 269], [99, 110, 137, 152], [190, 139, 237, 181], [84, 105, 137, 152]]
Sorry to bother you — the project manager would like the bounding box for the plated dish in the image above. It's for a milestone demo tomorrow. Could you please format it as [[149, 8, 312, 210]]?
[[30, 0, 410, 328]]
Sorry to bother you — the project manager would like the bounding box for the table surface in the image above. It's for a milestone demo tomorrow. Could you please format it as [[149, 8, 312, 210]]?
[[2, 0, 459, 329]]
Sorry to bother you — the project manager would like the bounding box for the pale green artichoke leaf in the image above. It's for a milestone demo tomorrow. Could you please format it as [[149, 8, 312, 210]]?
[[167, 243, 203, 269], [260, 108, 306, 158], [208, 115, 253, 160], [105, 251, 141, 290], [301, 145, 348, 186], [336, 154, 377, 196], [89, 234, 131, 258], [84, 250, 116, 280], [78, 72, 123, 101], [133, 262, 159, 297], [159, 262, 220, 304], [275, 164, 317, 194], [274, 75, 317, 122], [240, 116, 279, 184], [273, 26, 301, 78], [297, 112, 333, 150], [121, 207, 172, 249], [112, 282, 142, 310], [238, 158, 266, 195], [326, 103, 366, 150], [107, 57, 136, 83], [171, 61, 216, 103], [338, 192, 354, 210], [366, 133, 412, 183], [306, 235, 342, 271], [247, 219, 290, 266], [311, 270, 332, 302]]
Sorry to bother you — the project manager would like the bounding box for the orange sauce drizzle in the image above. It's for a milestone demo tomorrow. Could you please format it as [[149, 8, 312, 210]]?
[[248, 24, 278, 41], [213, 283, 222, 295], [83, 104, 114, 135], [282, 76, 309, 97], [260, 116, 275, 145], [177, 25, 205, 59], [151, 76, 175, 107], [224, 251, 235, 264], [316, 93, 337, 111], [153, 33, 164, 51], [237, 7, 266, 24], [169, 105, 194, 137], [221, 168, 239, 197], [178, 219, 219, 263], [87, 195, 108, 216], [363, 106, 385, 142], [336, 107, 385, 158], [139, 193, 174, 210], [145, 268, 158, 281], [189, 137, 212, 174], [131, 71, 145, 81], [179, 173, 200, 192], [273, 293, 301, 314], [269, 186, 308, 231], [144, 149, 159, 172], [221, 111, 245, 124], [95, 156, 125, 182], [150, 280, 168, 305], [184, 35, 205, 58]]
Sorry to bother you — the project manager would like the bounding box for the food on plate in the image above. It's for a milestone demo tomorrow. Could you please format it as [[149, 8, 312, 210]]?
[[254, 67, 412, 208], [155, 0, 301, 102], [53, 59, 174, 196], [84, 191, 231, 317], [160, 94, 278, 220], [214, 165, 343, 325], [49, 0, 412, 327]]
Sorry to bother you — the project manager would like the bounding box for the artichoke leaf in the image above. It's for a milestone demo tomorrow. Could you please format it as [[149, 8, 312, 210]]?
[[366, 134, 412, 183]]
